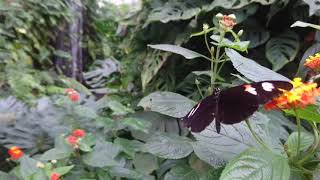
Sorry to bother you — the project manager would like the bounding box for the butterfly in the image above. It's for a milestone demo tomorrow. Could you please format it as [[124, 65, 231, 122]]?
[[182, 81, 293, 133]]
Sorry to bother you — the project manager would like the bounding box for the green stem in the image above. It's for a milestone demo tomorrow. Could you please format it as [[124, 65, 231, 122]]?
[[294, 108, 301, 156], [211, 32, 225, 91], [245, 120, 271, 151], [196, 79, 204, 98], [298, 122, 319, 164]]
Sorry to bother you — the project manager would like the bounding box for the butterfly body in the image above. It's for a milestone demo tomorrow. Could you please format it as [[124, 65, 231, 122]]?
[[183, 81, 293, 133]]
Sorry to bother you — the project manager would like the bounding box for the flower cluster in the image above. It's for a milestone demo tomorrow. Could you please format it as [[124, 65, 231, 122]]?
[[216, 13, 236, 29], [265, 78, 320, 110], [8, 146, 24, 160], [65, 88, 80, 102], [304, 53, 320, 72], [66, 129, 86, 147]]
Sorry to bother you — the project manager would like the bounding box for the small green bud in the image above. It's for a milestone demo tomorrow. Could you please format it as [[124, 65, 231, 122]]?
[[216, 13, 223, 19], [237, 29, 243, 37]]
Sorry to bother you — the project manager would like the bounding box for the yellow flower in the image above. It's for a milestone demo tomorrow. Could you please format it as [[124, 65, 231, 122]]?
[[304, 53, 320, 71]]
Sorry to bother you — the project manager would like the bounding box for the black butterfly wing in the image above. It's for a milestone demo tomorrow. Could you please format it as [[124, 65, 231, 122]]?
[[182, 93, 219, 132], [252, 81, 293, 104], [218, 81, 293, 125], [218, 85, 259, 125]]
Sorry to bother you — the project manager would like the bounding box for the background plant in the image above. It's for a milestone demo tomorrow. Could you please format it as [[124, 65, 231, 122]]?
[[1, 0, 320, 179]]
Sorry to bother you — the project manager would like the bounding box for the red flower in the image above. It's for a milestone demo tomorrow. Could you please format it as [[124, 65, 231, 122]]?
[[66, 135, 78, 145], [65, 88, 80, 102], [72, 129, 86, 138], [50, 172, 60, 180], [8, 146, 24, 160]]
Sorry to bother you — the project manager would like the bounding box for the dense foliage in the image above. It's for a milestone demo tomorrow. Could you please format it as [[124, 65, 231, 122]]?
[[1, 0, 320, 179]]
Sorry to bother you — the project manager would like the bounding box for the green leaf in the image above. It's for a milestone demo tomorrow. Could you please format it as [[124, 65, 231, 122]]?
[[240, 19, 270, 48], [78, 135, 95, 152], [53, 50, 71, 59], [40, 148, 71, 161], [225, 48, 291, 82], [130, 112, 183, 142], [285, 132, 314, 157], [121, 117, 151, 133], [291, 21, 320, 30], [109, 167, 153, 180], [205, 0, 277, 10], [220, 148, 290, 180], [284, 105, 320, 123], [133, 153, 159, 174], [148, 44, 205, 60], [52, 165, 74, 176], [302, 0, 320, 15], [20, 156, 38, 178], [143, 133, 193, 159], [138, 91, 195, 118], [266, 30, 300, 71], [164, 165, 199, 180], [192, 112, 285, 167], [0, 171, 17, 180], [145, 1, 205, 24], [210, 35, 249, 52], [83, 140, 120, 167], [114, 137, 143, 158]]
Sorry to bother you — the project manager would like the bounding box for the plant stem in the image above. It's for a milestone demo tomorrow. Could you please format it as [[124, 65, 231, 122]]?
[[196, 79, 204, 98], [211, 32, 225, 92], [298, 122, 319, 164], [294, 108, 301, 156], [245, 120, 271, 151]]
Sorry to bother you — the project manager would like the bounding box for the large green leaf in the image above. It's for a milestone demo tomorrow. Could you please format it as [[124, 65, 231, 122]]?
[[83, 140, 120, 168], [266, 30, 300, 71], [0, 171, 17, 180], [148, 44, 205, 60], [52, 165, 74, 176], [164, 165, 200, 180], [284, 105, 320, 123], [20, 156, 38, 178], [138, 91, 195, 118], [302, 0, 320, 15], [192, 112, 285, 167], [120, 117, 152, 133], [285, 132, 314, 157], [143, 133, 193, 159], [133, 153, 159, 174], [40, 148, 71, 161], [130, 112, 185, 142], [114, 137, 144, 158], [225, 48, 290, 82], [220, 148, 290, 180], [146, 0, 206, 24], [240, 19, 270, 48], [205, 0, 277, 10], [109, 167, 154, 180]]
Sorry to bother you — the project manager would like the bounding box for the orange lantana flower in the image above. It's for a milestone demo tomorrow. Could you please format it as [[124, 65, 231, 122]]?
[[265, 78, 320, 110], [304, 53, 320, 72], [8, 146, 24, 160]]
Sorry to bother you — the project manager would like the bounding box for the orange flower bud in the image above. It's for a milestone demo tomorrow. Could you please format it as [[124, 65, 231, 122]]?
[[50, 172, 60, 180], [72, 129, 86, 138], [8, 146, 24, 160], [304, 53, 320, 72], [66, 135, 78, 145]]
